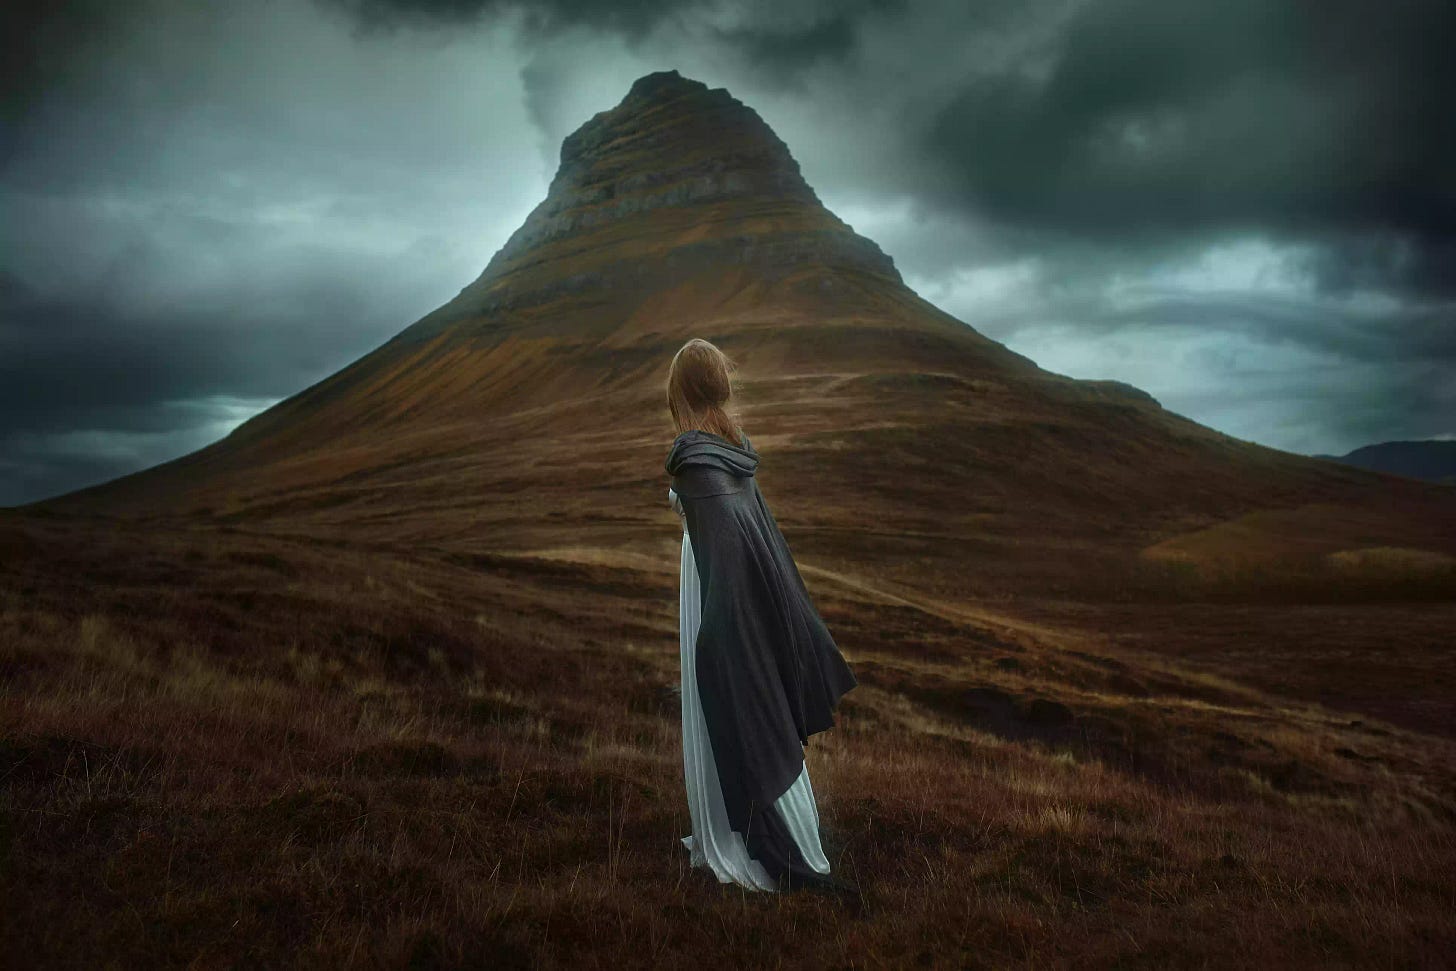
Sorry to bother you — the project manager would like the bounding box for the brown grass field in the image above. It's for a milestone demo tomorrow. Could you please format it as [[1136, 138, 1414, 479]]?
[[4, 491, 1454, 969]]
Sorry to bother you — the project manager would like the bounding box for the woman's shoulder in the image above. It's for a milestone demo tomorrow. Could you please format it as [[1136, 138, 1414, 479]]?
[[672, 428, 750, 448]]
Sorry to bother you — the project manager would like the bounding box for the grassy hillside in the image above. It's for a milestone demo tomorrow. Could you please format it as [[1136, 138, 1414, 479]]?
[[4, 510, 1453, 968]]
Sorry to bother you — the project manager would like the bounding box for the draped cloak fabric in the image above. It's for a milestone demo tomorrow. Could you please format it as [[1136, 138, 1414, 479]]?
[[675, 506, 832, 890], [665, 429, 858, 888]]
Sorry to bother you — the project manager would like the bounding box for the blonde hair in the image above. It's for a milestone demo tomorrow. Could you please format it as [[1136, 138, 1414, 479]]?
[[666, 338, 745, 446]]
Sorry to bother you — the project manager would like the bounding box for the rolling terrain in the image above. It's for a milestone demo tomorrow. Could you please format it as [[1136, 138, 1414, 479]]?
[[4, 70, 1454, 968]]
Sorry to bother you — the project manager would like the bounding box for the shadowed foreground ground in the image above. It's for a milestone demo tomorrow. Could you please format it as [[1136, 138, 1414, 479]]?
[[3, 511, 1453, 969]]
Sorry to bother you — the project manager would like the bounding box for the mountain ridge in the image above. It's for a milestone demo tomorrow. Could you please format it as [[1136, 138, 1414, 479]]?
[[1313, 439, 1456, 485]]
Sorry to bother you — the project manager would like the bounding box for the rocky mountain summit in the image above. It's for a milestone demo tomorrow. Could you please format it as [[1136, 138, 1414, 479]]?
[[406, 69, 901, 344]]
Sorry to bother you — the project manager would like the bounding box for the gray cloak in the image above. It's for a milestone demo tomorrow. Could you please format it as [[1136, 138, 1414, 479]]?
[[665, 429, 858, 885]]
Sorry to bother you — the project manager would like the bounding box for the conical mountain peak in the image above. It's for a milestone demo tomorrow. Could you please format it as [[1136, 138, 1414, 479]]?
[[403, 69, 901, 342], [556, 68, 815, 206], [34, 71, 1456, 634]]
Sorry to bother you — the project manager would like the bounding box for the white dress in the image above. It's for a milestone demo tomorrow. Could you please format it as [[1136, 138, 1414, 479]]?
[[670, 486, 832, 891]]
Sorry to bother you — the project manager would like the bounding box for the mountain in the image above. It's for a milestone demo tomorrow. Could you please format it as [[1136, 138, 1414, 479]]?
[[1314, 440, 1456, 485], [31, 69, 1456, 604]]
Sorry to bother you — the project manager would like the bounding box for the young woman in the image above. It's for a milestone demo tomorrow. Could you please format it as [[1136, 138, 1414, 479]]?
[[663, 337, 858, 893]]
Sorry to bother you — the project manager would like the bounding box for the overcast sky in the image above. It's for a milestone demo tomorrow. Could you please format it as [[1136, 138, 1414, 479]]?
[[4, 0, 1453, 506]]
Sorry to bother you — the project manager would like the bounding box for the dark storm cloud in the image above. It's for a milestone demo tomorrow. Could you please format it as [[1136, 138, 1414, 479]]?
[[910, 236, 1456, 454], [312, 0, 912, 99], [1054, 288, 1456, 369], [0, 255, 391, 438], [312, 0, 684, 40], [707, 0, 907, 84], [1, 0, 537, 505], [1, 0, 121, 130], [0, 217, 458, 505], [919, 0, 1456, 295]]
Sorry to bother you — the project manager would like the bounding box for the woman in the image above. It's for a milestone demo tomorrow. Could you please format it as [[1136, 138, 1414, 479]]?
[[664, 337, 859, 893]]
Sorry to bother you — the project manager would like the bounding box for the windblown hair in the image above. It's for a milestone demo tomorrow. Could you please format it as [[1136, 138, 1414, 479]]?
[[666, 338, 745, 446]]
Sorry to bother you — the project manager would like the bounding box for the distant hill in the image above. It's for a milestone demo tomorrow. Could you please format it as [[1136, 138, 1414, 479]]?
[[1314, 440, 1456, 485]]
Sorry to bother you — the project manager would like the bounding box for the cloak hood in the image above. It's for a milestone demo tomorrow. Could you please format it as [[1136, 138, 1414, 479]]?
[[665, 429, 759, 479]]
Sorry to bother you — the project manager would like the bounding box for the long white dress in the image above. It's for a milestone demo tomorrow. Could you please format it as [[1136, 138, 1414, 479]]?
[[671, 486, 832, 891]]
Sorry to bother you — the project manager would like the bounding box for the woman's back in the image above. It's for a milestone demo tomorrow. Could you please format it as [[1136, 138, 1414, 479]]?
[[664, 336, 856, 891], [665, 424, 857, 890]]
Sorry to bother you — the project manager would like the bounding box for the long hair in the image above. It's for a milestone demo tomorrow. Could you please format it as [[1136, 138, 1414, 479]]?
[[666, 338, 745, 446]]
